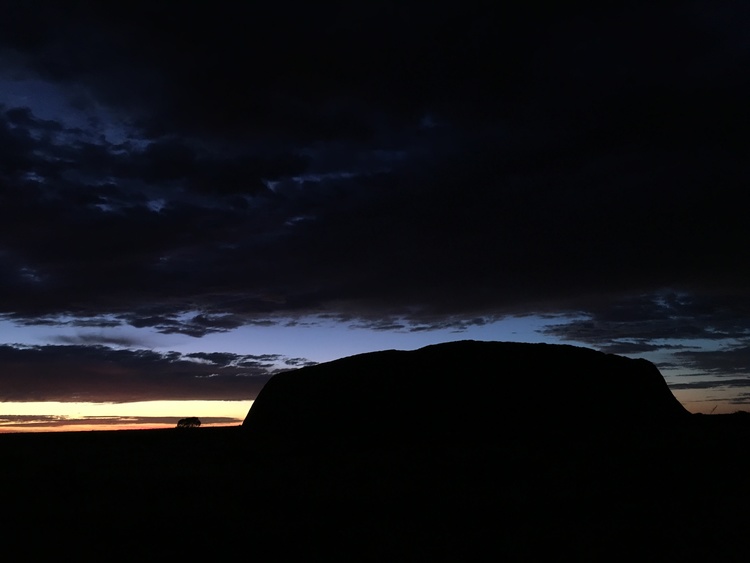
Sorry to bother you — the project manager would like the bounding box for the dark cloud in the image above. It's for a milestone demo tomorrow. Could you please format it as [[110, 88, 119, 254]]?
[[51, 334, 150, 348], [117, 313, 251, 338], [594, 341, 698, 356], [541, 293, 750, 355], [0, 344, 305, 402], [673, 346, 750, 376], [282, 357, 320, 368], [0, 1, 748, 408], [5, 106, 62, 131]]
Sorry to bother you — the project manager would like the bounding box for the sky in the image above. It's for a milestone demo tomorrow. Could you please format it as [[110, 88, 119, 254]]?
[[1, 1, 749, 431]]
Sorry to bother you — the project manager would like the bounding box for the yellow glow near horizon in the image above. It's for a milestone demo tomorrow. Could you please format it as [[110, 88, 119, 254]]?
[[0, 399, 253, 417], [0, 400, 254, 433]]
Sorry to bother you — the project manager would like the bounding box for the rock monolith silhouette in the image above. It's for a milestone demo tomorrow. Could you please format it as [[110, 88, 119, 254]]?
[[242, 341, 688, 450]]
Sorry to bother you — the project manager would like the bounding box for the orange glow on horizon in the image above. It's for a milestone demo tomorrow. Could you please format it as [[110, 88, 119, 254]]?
[[0, 421, 243, 433], [0, 400, 252, 433]]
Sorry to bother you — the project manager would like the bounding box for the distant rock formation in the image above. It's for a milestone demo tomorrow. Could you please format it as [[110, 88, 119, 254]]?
[[242, 340, 689, 449]]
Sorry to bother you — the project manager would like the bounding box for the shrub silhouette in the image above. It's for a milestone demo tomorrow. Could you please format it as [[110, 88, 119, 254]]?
[[176, 417, 201, 429]]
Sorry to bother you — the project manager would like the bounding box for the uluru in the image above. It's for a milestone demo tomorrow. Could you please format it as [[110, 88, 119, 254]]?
[[242, 340, 690, 451], [3, 341, 750, 559], [236, 341, 725, 557]]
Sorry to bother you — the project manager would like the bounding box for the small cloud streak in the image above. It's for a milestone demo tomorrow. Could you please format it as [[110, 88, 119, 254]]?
[[51, 333, 150, 348]]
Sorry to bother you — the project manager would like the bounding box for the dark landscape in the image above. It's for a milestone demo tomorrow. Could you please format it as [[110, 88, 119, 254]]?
[[2, 4, 749, 557], [3, 341, 750, 557]]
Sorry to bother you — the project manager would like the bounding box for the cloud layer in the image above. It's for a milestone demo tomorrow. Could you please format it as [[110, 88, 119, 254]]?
[[0, 344, 310, 402], [0, 2, 749, 408]]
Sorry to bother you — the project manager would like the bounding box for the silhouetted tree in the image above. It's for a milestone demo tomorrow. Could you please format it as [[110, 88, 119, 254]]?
[[176, 417, 201, 429]]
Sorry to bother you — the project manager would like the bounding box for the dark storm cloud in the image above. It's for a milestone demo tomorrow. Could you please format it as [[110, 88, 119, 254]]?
[[0, 344, 306, 402], [0, 1, 748, 340]]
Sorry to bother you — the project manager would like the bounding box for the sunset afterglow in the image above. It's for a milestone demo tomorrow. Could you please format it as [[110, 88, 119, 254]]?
[[0, 400, 251, 432]]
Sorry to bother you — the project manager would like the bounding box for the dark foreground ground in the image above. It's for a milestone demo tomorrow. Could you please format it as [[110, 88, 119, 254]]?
[[2, 414, 749, 558]]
